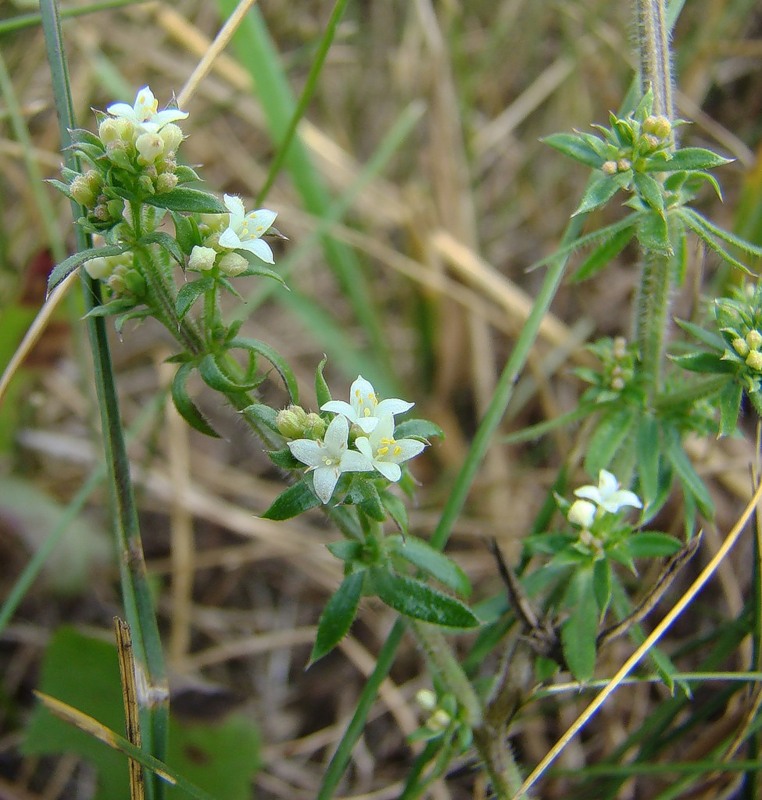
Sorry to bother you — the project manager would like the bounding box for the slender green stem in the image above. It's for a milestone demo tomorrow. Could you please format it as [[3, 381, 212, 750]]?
[[40, 5, 167, 797], [636, 248, 673, 400], [635, 0, 674, 119]]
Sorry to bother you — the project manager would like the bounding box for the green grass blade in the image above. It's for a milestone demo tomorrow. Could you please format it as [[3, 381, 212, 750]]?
[[217, 0, 394, 387], [39, 3, 168, 796]]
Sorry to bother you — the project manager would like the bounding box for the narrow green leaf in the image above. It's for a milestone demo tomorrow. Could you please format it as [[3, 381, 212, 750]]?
[[573, 173, 622, 216], [636, 413, 660, 511], [388, 535, 472, 597], [198, 353, 260, 393], [669, 351, 732, 374], [241, 403, 280, 434], [571, 225, 634, 282], [171, 363, 220, 438], [626, 532, 682, 559], [584, 407, 636, 476], [325, 540, 363, 563], [267, 447, 301, 470], [674, 317, 727, 351], [310, 572, 365, 664], [47, 244, 128, 294], [315, 356, 332, 407], [561, 567, 598, 681], [379, 490, 408, 536], [142, 187, 226, 214], [633, 172, 665, 214], [176, 277, 215, 321], [347, 480, 385, 521], [393, 419, 444, 441], [261, 481, 321, 520], [718, 381, 742, 437], [170, 211, 201, 255], [542, 132, 605, 168], [141, 231, 185, 265], [229, 337, 299, 403], [665, 433, 714, 519], [593, 558, 612, 616], [370, 569, 479, 628], [646, 147, 733, 173]]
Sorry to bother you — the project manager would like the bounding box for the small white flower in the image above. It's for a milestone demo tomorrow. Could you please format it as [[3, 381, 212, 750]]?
[[218, 194, 277, 264], [354, 415, 425, 482], [106, 86, 188, 133], [574, 470, 642, 516], [321, 375, 414, 433], [188, 245, 217, 272], [288, 415, 372, 504]]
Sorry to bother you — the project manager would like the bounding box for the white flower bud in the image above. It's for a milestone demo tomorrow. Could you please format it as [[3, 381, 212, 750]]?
[[188, 245, 218, 272], [159, 123, 184, 154], [568, 499, 596, 529], [135, 132, 164, 164], [217, 252, 248, 277], [84, 257, 112, 280]]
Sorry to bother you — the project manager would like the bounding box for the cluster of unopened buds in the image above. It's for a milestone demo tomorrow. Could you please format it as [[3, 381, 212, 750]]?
[[277, 376, 426, 504], [600, 113, 673, 176]]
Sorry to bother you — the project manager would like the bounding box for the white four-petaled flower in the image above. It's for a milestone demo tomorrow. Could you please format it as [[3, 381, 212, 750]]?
[[106, 86, 188, 133], [574, 469, 642, 517], [218, 194, 277, 264], [354, 415, 425, 483], [321, 375, 413, 433], [287, 415, 372, 504]]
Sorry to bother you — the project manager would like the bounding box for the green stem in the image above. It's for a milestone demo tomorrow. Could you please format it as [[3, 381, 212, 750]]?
[[636, 248, 672, 400], [635, 0, 674, 119]]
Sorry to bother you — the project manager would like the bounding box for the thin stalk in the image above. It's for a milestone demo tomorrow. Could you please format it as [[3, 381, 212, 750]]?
[[636, 0, 674, 119], [40, 4, 167, 798]]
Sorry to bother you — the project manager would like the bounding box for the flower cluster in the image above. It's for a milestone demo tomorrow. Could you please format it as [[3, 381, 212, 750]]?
[[188, 194, 277, 276], [567, 469, 642, 531], [717, 283, 762, 393], [284, 376, 426, 504]]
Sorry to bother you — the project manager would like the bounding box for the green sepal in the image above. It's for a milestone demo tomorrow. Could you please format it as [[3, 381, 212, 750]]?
[[560, 567, 598, 682], [572, 173, 622, 216], [369, 569, 480, 628], [241, 403, 280, 434], [309, 572, 366, 664], [625, 532, 682, 559], [228, 337, 299, 403], [315, 357, 332, 408], [141, 187, 226, 214], [171, 362, 220, 438], [141, 231, 185, 265], [388, 535, 471, 597], [646, 147, 733, 173], [170, 211, 202, 255], [542, 133, 605, 169], [176, 276, 215, 321], [718, 381, 742, 437], [380, 490, 408, 536], [261, 481, 321, 520], [571, 225, 634, 282], [47, 244, 129, 294], [394, 418, 444, 441], [198, 353, 260, 393]]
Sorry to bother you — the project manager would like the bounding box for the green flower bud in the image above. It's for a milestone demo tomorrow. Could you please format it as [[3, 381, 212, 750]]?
[[733, 337, 750, 358], [138, 174, 155, 195], [70, 174, 98, 207], [303, 412, 326, 440], [601, 160, 618, 175], [105, 140, 132, 169], [746, 350, 762, 371], [155, 172, 178, 194], [641, 133, 661, 151], [98, 117, 130, 144], [123, 269, 147, 297], [276, 405, 309, 439], [746, 329, 762, 350], [642, 115, 672, 139], [617, 158, 632, 172], [217, 252, 248, 277], [159, 123, 184, 154]]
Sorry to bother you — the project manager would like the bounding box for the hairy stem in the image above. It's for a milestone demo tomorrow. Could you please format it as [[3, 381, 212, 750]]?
[[636, 0, 673, 119]]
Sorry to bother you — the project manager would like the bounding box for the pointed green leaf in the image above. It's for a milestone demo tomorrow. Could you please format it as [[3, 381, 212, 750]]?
[[261, 481, 321, 520], [47, 244, 128, 294], [633, 172, 665, 214], [388, 535, 471, 597], [665, 433, 714, 519], [170, 211, 201, 255], [310, 572, 365, 664], [142, 188, 226, 214], [636, 209, 671, 253], [347, 480, 385, 521], [542, 133, 605, 168], [584, 407, 636, 476], [561, 567, 598, 681], [636, 413, 660, 511], [176, 277, 215, 321], [571, 225, 634, 282], [326, 541, 363, 563], [141, 231, 185, 265], [198, 353, 260, 393], [669, 351, 731, 374], [379, 490, 409, 536], [646, 147, 732, 173], [593, 558, 612, 616], [315, 356, 332, 407], [228, 337, 299, 403], [572, 173, 622, 216], [241, 403, 280, 434], [718, 381, 742, 437], [370, 569, 479, 628], [393, 419, 444, 441], [625, 532, 682, 559], [171, 363, 220, 438], [674, 317, 727, 350]]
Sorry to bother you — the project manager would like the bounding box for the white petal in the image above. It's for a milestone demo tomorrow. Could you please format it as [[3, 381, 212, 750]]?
[[375, 461, 402, 482], [288, 439, 322, 467], [218, 228, 243, 250], [391, 438, 425, 463], [340, 450, 374, 472], [313, 466, 340, 504], [236, 237, 274, 264], [223, 194, 245, 221], [106, 101, 138, 119], [151, 108, 188, 127], [354, 438, 373, 459], [598, 469, 619, 498], [375, 398, 414, 417], [574, 485, 602, 503], [324, 415, 349, 452], [354, 417, 379, 433], [321, 400, 356, 420], [604, 490, 642, 512], [246, 209, 277, 234]]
